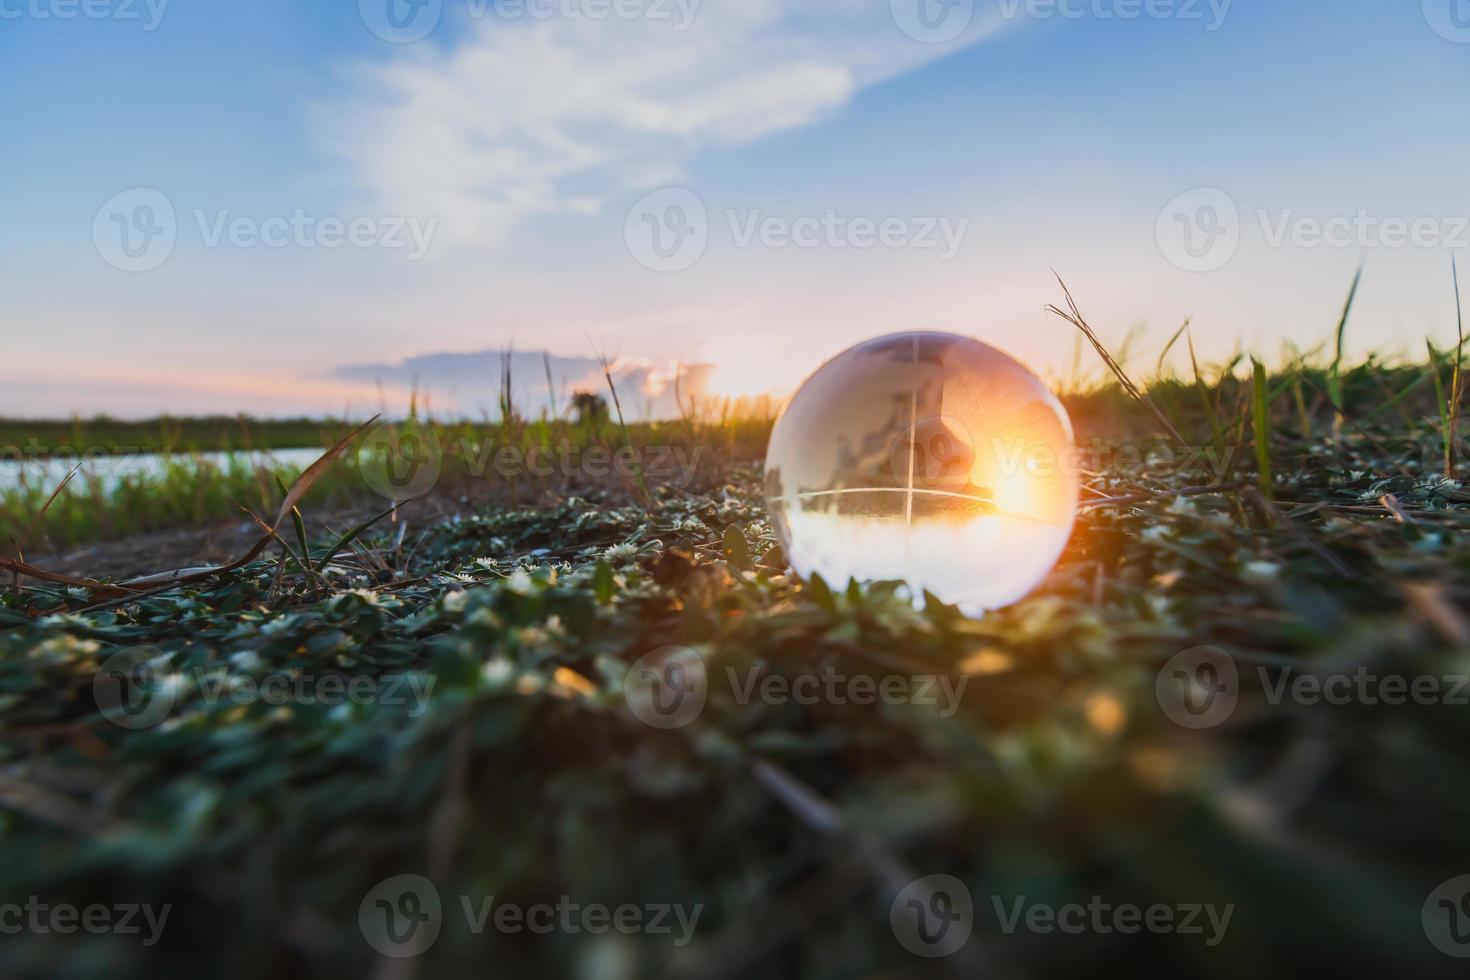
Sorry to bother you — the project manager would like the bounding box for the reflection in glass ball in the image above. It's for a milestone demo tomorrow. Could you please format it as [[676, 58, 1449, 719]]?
[[763, 332, 1078, 615]]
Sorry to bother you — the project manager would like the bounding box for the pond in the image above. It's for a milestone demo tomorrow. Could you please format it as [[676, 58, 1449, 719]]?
[[0, 448, 329, 495]]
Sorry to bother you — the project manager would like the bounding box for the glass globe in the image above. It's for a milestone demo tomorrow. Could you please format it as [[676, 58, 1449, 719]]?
[[764, 332, 1078, 614]]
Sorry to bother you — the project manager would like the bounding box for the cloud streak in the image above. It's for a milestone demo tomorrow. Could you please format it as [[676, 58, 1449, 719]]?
[[328, 0, 1003, 247]]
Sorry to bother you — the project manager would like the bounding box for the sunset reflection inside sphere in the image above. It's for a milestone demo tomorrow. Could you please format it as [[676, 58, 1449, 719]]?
[[764, 332, 1078, 615]]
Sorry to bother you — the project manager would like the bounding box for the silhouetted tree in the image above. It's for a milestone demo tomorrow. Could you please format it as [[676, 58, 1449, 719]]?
[[572, 391, 609, 427]]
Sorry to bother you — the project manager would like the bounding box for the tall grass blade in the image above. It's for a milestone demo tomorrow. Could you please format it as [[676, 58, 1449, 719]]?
[[1328, 266, 1363, 442], [543, 351, 559, 420], [1450, 257, 1465, 476], [1156, 318, 1191, 380], [1251, 358, 1272, 499], [1046, 274, 1188, 447], [1430, 340, 1451, 478], [0, 415, 377, 593], [1291, 374, 1312, 441], [597, 352, 652, 503], [315, 506, 397, 573], [1185, 327, 1224, 468]]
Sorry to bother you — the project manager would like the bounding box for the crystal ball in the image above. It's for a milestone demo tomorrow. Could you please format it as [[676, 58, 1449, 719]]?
[[763, 332, 1078, 614]]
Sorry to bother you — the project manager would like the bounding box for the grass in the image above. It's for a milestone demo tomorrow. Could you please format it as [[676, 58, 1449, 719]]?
[[0, 416, 338, 457], [0, 402, 777, 551], [2, 292, 1470, 977], [0, 452, 338, 551]]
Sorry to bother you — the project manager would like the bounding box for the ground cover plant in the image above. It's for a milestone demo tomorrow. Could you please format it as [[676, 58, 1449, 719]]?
[[2, 292, 1470, 978]]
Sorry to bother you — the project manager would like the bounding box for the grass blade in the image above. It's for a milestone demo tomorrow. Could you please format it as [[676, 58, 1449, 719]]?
[[1328, 266, 1363, 442], [598, 350, 652, 504], [314, 506, 397, 572], [1252, 357, 1273, 499], [1047, 273, 1188, 447], [1450, 256, 1465, 475], [1430, 340, 1451, 478], [1155, 317, 1191, 380]]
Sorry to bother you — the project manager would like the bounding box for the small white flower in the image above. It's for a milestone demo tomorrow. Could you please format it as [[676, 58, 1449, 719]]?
[[1241, 560, 1281, 584], [604, 542, 640, 562], [261, 617, 295, 637], [482, 658, 515, 689], [38, 613, 87, 629], [229, 650, 265, 675], [156, 672, 190, 698], [466, 607, 503, 630], [506, 568, 535, 594], [29, 635, 101, 664], [1142, 524, 1172, 542]]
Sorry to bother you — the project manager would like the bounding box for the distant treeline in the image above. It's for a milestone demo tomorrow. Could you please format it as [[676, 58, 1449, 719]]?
[[0, 355, 1452, 459], [0, 417, 344, 457]]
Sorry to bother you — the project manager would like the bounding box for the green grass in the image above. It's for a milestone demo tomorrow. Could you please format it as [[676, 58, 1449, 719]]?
[[0, 452, 336, 550], [0, 416, 338, 457], [1, 411, 776, 551], [3, 304, 1470, 977]]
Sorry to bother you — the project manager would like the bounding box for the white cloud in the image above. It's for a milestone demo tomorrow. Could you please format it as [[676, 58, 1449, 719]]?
[[327, 0, 1003, 247], [333, 347, 715, 418]]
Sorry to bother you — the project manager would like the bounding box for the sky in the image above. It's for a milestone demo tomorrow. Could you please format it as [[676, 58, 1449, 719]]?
[[2, 0, 1468, 418]]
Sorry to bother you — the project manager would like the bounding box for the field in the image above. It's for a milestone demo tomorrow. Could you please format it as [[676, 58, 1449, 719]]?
[[3, 302, 1470, 978], [0, 406, 774, 552]]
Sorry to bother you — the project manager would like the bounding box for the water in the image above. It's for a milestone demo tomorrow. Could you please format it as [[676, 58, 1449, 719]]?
[[0, 448, 328, 495]]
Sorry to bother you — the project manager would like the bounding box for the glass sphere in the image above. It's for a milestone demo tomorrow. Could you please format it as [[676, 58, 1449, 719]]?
[[763, 332, 1078, 614]]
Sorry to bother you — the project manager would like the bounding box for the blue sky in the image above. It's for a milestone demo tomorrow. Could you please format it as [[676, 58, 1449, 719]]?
[[2, 0, 1468, 417]]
